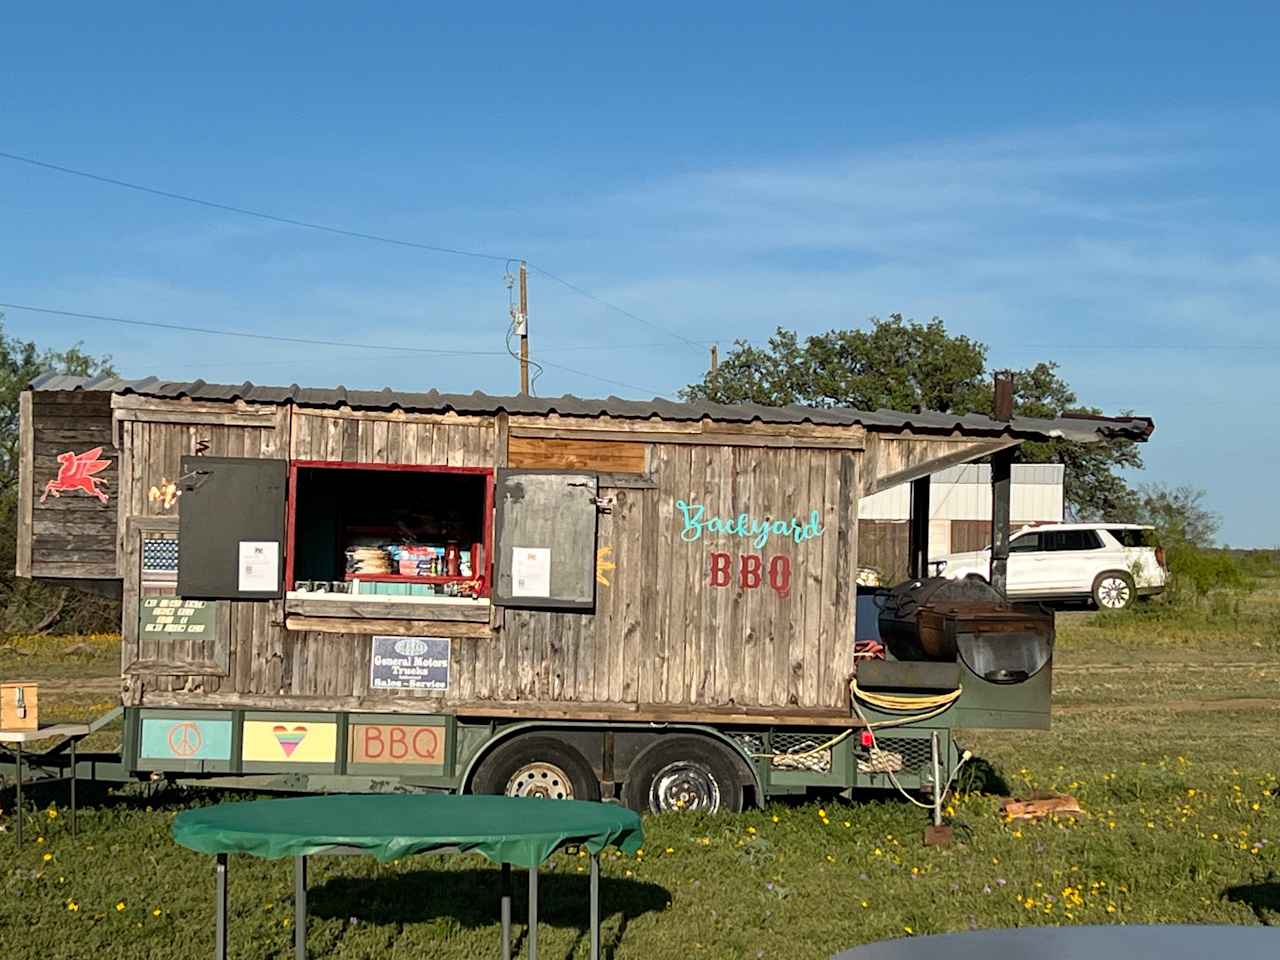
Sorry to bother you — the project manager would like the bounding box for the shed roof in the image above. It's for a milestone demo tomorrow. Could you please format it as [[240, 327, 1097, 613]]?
[[29, 373, 1154, 444]]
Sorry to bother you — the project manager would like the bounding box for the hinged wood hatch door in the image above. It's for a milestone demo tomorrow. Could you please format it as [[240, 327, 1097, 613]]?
[[177, 456, 287, 599], [492, 469, 598, 610], [18, 388, 120, 579]]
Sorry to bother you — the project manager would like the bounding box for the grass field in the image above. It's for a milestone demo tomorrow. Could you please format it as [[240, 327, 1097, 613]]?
[[2, 590, 1278, 959]]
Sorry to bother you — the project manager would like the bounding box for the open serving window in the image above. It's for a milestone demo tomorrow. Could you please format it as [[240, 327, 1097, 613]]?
[[286, 462, 495, 603]]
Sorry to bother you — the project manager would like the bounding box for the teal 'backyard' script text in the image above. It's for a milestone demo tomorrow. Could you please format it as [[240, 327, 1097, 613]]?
[[675, 499, 824, 549]]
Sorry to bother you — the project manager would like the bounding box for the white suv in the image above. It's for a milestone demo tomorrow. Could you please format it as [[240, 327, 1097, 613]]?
[[930, 522, 1167, 610]]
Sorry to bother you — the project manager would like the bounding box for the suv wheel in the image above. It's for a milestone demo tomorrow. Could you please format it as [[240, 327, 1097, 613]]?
[[1092, 571, 1135, 610]]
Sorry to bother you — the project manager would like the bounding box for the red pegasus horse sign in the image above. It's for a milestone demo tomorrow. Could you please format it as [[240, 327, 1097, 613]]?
[[40, 447, 111, 505]]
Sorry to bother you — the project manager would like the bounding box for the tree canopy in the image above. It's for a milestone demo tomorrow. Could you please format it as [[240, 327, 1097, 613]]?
[[682, 314, 1143, 519]]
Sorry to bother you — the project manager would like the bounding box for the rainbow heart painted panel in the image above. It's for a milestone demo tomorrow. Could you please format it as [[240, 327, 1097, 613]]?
[[242, 718, 337, 764]]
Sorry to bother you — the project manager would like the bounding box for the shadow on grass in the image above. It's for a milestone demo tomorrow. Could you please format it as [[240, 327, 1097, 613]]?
[[1224, 879, 1280, 925], [310, 867, 671, 960], [955, 754, 1011, 796]]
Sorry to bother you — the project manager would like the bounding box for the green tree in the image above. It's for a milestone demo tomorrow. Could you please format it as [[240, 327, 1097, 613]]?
[[683, 314, 1144, 518], [0, 314, 117, 632], [1130, 483, 1219, 548]]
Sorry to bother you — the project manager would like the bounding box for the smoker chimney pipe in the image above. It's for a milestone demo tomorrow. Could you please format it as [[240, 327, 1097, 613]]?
[[993, 370, 1015, 421], [989, 370, 1015, 594]]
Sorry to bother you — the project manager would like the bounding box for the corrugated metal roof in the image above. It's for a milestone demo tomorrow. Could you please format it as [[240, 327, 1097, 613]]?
[[28, 372, 1155, 443]]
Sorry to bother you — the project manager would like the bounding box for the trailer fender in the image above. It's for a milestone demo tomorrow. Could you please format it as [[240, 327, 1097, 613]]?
[[460, 720, 764, 808]]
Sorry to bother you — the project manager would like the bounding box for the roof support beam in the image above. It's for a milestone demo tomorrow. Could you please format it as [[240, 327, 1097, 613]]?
[[862, 436, 1022, 496]]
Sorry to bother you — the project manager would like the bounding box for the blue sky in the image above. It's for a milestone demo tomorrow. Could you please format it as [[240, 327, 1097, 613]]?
[[3, 3, 1278, 545]]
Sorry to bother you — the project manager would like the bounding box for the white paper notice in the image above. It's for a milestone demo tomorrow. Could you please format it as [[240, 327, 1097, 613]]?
[[511, 546, 551, 597], [238, 541, 280, 592]]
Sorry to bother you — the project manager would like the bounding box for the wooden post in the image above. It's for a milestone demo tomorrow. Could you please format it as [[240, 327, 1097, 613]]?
[[908, 476, 930, 580], [518, 261, 530, 396], [709, 344, 718, 375], [989, 371, 1015, 594]]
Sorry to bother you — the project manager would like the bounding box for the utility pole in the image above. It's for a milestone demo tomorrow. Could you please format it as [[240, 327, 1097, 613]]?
[[517, 261, 529, 395]]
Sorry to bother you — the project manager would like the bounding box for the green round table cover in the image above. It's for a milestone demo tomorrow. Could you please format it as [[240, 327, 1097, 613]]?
[[172, 794, 644, 868]]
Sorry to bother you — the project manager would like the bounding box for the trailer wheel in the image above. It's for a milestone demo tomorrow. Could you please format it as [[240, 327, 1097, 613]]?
[[470, 735, 601, 801], [622, 736, 746, 815]]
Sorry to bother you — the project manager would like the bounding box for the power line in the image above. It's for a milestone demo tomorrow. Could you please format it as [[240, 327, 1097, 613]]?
[[0, 302, 510, 356], [0, 301, 672, 396], [0, 150, 515, 263], [0, 149, 710, 353], [525, 262, 706, 351]]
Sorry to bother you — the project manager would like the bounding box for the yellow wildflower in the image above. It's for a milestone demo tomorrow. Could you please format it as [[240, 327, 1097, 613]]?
[[771, 815, 780, 824], [115, 901, 126, 912], [903, 926, 914, 935], [42, 852, 53, 862], [67, 900, 80, 912]]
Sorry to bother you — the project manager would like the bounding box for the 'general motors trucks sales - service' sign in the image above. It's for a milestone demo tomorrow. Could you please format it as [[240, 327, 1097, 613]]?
[[369, 636, 451, 691]]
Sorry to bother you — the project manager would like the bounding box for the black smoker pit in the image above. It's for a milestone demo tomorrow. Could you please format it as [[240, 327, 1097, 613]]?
[[876, 577, 1054, 684]]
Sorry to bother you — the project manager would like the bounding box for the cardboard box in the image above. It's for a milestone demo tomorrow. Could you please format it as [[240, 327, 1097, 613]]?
[[0, 682, 38, 731]]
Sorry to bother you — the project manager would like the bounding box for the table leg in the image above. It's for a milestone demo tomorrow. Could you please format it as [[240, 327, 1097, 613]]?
[[70, 738, 77, 839], [528, 866, 538, 960], [295, 854, 307, 960], [215, 853, 228, 960], [590, 854, 600, 960], [500, 863, 512, 960], [14, 743, 22, 848]]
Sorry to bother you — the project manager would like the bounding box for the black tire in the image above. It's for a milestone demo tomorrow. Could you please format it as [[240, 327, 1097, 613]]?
[[470, 735, 601, 801], [622, 735, 747, 815], [1092, 571, 1136, 611]]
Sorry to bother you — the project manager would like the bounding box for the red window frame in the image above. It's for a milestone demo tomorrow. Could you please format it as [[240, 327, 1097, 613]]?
[[285, 460, 495, 599]]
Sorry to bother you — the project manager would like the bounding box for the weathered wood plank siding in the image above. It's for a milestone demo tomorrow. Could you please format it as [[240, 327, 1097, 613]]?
[[118, 400, 864, 717], [27, 391, 119, 578], [858, 520, 910, 583], [288, 409, 494, 466], [476, 441, 859, 711], [119, 404, 290, 703]]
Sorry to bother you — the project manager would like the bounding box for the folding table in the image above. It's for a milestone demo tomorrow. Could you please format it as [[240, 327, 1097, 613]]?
[[0, 722, 91, 845], [172, 793, 644, 960]]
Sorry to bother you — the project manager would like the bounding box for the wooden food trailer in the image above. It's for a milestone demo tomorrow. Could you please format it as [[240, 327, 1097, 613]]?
[[16, 374, 1153, 811]]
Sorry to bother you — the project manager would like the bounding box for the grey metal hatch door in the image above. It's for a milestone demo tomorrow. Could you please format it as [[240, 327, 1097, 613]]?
[[492, 469, 599, 610], [177, 456, 287, 600]]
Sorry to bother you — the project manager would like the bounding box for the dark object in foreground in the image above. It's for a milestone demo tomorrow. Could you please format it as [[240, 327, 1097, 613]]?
[[172, 794, 643, 960], [876, 577, 1054, 683], [832, 925, 1279, 960], [922, 824, 953, 846]]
